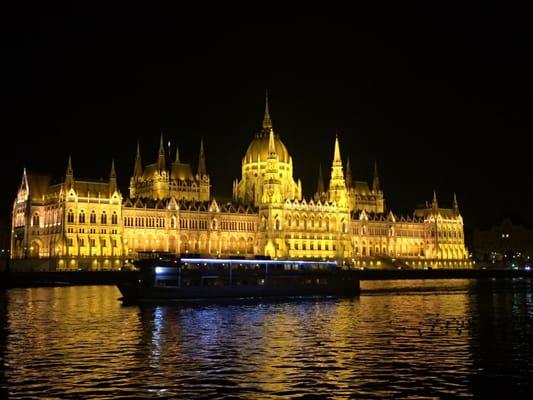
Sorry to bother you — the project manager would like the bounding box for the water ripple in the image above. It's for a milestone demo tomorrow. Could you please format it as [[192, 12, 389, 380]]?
[[1, 280, 533, 398]]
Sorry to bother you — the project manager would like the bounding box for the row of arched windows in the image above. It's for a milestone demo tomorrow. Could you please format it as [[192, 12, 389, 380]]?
[[124, 216, 165, 228], [67, 210, 118, 225], [438, 229, 462, 240], [122, 216, 256, 232], [290, 242, 336, 251], [31, 209, 62, 228], [283, 215, 348, 233], [219, 220, 255, 231]]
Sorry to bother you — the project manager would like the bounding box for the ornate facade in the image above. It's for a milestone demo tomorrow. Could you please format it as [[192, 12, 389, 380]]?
[[10, 94, 471, 270]]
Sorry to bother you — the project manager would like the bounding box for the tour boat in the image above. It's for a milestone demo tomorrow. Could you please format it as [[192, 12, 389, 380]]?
[[117, 254, 360, 302]]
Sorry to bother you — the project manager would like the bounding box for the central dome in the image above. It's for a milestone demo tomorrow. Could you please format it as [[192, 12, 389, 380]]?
[[244, 133, 290, 164]]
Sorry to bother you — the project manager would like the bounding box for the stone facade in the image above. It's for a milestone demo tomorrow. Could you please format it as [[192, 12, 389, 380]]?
[[10, 95, 471, 270]]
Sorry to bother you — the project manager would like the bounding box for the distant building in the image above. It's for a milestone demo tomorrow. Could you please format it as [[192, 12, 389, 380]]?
[[473, 219, 533, 267], [10, 94, 471, 270]]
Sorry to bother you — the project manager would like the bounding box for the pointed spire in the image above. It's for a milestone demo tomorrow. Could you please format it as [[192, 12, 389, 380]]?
[[328, 134, 347, 206], [158, 133, 166, 170], [432, 190, 438, 208], [262, 89, 272, 132], [197, 138, 207, 176], [372, 160, 380, 192], [65, 155, 74, 189], [453, 192, 459, 210], [317, 163, 325, 194], [159, 132, 164, 152], [345, 157, 352, 188], [133, 141, 143, 177], [109, 159, 117, 194], [20, 167, 29, 194], [268, 128, 276, 156], [175, 146, 180, 163], [110, 159, 116, 178], [333, 134, 342, 163], [66, 155, 73, 176]]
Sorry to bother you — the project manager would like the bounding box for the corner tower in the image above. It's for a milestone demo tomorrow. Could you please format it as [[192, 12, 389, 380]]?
[[327, 135, 348, 209]]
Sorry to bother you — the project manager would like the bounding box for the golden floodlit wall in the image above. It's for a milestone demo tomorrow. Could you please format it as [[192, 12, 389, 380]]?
[[10, 95, 471, 270]]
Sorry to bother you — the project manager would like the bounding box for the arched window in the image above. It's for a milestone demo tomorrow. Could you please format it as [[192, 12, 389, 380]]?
[[111, 212, 118, 225], [101, 212, 107, 224], [32, 213, 40, 227], [79, 210, 85, 224], [67, 210, 74, 223], [275, 219, 280, 230], [90, 211, 96, 224], [342, 222, 347, 233]]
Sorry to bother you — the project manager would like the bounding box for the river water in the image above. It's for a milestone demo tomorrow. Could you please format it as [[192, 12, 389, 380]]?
[[1, 279, 533, 399]]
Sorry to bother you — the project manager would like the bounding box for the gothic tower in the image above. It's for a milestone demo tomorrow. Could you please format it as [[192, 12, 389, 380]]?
[[328, 135, 348, 208]]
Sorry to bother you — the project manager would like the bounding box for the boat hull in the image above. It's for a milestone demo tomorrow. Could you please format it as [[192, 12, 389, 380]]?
[[118, 272, 360, 302]]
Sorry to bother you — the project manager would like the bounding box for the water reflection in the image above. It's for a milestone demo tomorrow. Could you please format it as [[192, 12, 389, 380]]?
[[1, 280, 533, 398]]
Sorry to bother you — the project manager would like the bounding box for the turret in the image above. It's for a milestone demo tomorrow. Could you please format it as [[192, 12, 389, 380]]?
[[372, 161, 380, 192], [197, 138, 207, 177], [345, 157, 353, 189], [328, 135, 347, 207], [432, 190, 438, 209], [133, 142, 143, 178], [65, 155, 73, 189], [316, 163, 325, 195], [157, 133, 166, 171], [453, 192, 459, 211], [109, 159, 117, 195]]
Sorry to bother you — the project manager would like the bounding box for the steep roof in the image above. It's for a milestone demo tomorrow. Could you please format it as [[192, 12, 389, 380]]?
[[27, 173, 52, 201]]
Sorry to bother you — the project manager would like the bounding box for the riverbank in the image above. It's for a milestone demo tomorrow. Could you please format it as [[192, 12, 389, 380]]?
[[1, 268, 531, 288], [0, 271, 138, 288]]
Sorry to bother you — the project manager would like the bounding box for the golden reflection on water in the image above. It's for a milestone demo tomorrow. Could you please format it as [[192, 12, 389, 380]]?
[[2, 280, 533, 399]]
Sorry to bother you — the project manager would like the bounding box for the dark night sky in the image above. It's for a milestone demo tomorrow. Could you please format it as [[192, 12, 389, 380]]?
[[1, 3, 531, 232]]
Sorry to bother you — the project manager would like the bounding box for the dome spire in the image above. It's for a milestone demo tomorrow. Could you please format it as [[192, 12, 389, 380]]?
[[262, 89, 272, 132], [268, 128, 276, 156]]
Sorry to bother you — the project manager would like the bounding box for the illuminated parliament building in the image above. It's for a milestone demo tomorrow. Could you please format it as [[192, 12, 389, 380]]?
[[10, 96, 471, 270]]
